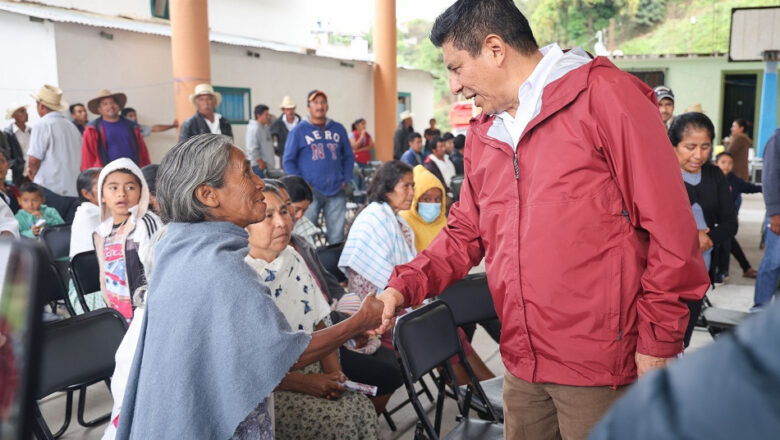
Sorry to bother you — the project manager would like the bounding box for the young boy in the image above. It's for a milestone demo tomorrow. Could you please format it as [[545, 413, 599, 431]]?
[[94, 158, 160, 321], [714, 151, 762, 280], [14, 182, 64, 238]]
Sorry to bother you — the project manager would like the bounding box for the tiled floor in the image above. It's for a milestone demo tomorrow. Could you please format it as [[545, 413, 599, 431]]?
[[38, 194, 765, 439]]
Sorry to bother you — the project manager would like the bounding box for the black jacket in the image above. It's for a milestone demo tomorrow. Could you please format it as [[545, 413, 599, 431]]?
[[269, 114, 301, 158], [450, 149, 464, 175], [2, 125, 26, 186], [178, 112, 233, 143], [684, 163, 737, 247], [393, 123, 413, 160]]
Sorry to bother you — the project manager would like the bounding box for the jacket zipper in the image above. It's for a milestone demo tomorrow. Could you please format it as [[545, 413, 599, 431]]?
[[513, 152, 520, 180]]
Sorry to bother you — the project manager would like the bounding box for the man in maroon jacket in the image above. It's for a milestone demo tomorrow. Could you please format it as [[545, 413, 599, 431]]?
[[374, 1, 710, 438]]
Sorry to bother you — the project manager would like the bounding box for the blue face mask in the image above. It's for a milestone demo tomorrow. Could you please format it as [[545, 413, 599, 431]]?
[[418, 202, 441, 223]]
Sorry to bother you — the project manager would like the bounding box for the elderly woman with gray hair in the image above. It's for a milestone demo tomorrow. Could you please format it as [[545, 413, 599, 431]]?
[[115, 134, 385, 439]]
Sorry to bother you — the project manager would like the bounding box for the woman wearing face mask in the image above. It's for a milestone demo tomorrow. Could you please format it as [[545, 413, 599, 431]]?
[[399, 165, 447, 252]]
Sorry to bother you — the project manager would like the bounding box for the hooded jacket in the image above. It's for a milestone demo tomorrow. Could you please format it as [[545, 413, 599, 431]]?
[[93, 158, 160, 320], [282, 118, 354, 196], [387, 49, 709, 387], [81, 117, 151, 171], [400, 165, 448, 252]]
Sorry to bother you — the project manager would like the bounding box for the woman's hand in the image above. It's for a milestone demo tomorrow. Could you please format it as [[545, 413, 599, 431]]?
[[304, 372, 346, 400], [698, 229, 713, 252], [356, 294, 387, 334]]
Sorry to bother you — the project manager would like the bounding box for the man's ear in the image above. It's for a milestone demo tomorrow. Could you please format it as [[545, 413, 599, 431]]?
[[195, 183, 220, 209], [484, 34, 506, 66]]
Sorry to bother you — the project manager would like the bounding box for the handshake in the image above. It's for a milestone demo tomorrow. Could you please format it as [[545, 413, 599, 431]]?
[[351, 288, 406, 336]]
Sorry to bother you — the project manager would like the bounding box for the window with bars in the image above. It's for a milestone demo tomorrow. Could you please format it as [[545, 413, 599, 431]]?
[[214, 86, 251, 125]]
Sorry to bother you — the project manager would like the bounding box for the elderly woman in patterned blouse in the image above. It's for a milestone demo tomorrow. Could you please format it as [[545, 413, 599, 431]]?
[[245, 183, 378, 440]]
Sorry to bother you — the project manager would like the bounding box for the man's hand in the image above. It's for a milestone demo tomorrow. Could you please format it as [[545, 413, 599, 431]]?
[[355, 294, 385, 334], [341, 182, 347, 190], [31, 225, 43, 236], [635, 352, 670, 377], [698, 229, 713, 252], [372, 288, 405, 335], [769, 215, 780, 235]]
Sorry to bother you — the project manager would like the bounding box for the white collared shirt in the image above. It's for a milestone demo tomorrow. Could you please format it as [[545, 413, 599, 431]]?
[[12, 123, 32, 155], [204, 113, 222, 134], [428, 154, 456, 187], [497, 43, 564, 150], [282, 114, 299, 132]]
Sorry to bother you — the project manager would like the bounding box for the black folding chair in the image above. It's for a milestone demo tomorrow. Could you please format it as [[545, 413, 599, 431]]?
[[40, 223, 72, 286], [438, 274, 503, 422], [450, 175, 465, 202], [39, 257, 76, 318], [33, 308, 128, 439], [265, 168, 285, 179], [394, 301, 503, 440], [698, 295, 751, 337], [69, 251, 101, 313], [316, 242, 347, 283]]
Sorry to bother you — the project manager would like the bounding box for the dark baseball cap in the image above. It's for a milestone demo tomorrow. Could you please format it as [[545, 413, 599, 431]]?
[[307, 90, 327, 102], [654, 86, 674, 103]]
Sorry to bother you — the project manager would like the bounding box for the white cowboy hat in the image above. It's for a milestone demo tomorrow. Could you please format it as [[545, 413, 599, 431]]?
[[30, 85, 68, 112], [280, 95, 296, 109], [5, 103, 28, 120], [189, 84, 222, 108], [87, 89, 128, 114], [400, 110, 414, 121]]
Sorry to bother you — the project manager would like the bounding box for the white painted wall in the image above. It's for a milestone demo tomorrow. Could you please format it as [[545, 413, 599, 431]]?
[[398, 69, 436, 137], [43, 19, 433, 162], [54, 22, 177, 162], [14, 0, 151, 20], [0, 10, 60, 127]]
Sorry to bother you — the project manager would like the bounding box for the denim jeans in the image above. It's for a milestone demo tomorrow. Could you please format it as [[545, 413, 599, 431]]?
[[755, 216, 780, 307], [304, 189, 346, 244], [251, 165, 265, 178]]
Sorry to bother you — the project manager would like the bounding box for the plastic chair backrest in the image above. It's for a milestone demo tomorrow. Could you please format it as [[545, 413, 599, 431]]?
[[69, 251, 101, 299], [438, 274, 498, 325], [38, 259, 75, 316], [40, 223, 71, 261], [266, 169, 285, 179], [316, 242, 347, 283], [36, 308, 127, 399], [393, 301, 462, 382]]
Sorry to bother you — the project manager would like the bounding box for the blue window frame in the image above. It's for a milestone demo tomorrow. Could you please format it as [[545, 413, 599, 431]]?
[[150, 0, 169, 19], [214, 86, 251, 125]]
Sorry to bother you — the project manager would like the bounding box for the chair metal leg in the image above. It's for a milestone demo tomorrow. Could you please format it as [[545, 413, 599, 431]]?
[[382, 409, 397, 432], [76, 385, 111, 427], [45, 389, 73, 438], [32, 404, 56, 440]]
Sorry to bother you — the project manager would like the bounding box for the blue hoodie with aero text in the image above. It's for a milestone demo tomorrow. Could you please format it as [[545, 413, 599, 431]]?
[[283, 118, 355, 197]]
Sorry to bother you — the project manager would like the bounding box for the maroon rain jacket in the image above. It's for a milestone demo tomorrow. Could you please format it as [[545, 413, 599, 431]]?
[[387, 53, 709, 387]]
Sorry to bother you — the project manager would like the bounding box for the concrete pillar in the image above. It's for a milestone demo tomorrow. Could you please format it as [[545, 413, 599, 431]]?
[[757, 50, 779, 158], [169, 0, 211, 135], [374, 0, 397, 161]]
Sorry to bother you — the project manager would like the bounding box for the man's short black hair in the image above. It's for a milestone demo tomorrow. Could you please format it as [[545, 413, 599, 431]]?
[[121, 107, 136, 118], [254, 104, 269, 118], [408, 132, 422, 144], [430, 0, 538, 56], [715, 151, 734, 162], [69, 103, 85, 115], [441, 132, 455, 141], [454, 134, 466, 150]]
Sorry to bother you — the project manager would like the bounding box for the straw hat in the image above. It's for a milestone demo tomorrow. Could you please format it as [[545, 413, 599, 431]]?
[[30, 85, 68, 112], [686, 103, 704, 113], [189, 84, 222, 108], [5, 103, 27, 120], [400, 110, 414, 121], [87, 89, 128, 114], [280, 95, 296, 109]]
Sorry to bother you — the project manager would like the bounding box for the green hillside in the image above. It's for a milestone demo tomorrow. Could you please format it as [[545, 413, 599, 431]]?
[[618, 0, 779, 55], [525, 0, 779, 55]]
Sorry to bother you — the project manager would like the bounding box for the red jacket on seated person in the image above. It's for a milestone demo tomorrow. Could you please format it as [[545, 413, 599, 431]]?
[[81, 117, 151, 170]]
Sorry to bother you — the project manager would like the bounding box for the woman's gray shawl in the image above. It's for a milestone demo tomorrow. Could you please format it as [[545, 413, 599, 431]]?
[[115, 221, 311, 438]]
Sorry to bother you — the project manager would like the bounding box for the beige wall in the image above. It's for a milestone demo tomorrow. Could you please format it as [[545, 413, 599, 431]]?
[[0, 10, 60, 126], [47, 20, 433, 162]]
